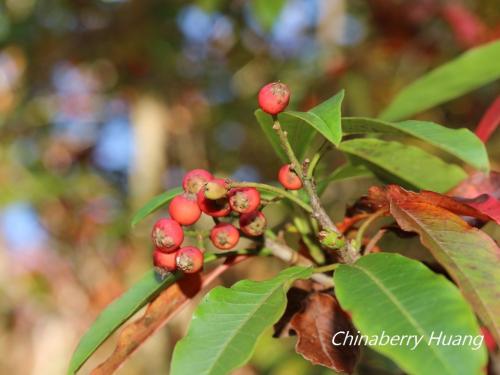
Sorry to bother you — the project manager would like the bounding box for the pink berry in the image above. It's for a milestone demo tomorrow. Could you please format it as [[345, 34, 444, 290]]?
[[176, 246, 204, 274], [153, 249, 177, 272], [229, 187, 261, 214], [182, 169, 213, 194], [169, 193, 201, 225], [258, 82, 290, 115], [278, 164, 302, 190], [210, 223, 240, 250], [151, 218, 184, 253], [197, 190, 231, 218], [239, 211, 267, 236]]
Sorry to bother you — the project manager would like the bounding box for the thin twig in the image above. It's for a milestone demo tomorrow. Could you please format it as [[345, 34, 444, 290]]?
[[265, 237, 333, 287], [272, 118, 358, 263], [365, 228, 387, 254], [354, 210, 386, 251]]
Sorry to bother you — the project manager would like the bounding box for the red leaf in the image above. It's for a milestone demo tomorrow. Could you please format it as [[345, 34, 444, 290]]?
[[441, 3, 487, 48], [449, 171, 500, 224], [475, 96, 500, 143], [289, 292, 360, 374], [450, 171, 500, 199], [456, 194, 500, 225]]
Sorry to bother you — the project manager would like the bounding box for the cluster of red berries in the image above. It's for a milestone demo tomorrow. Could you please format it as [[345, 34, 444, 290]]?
[[151, 82, 301, 275], [151, 169, 268, 275]]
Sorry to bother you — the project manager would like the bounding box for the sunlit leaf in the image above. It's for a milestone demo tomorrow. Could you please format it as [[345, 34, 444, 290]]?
[[131, 187, 183, 227], [335, 253, 487, 375], [380, 40, 500, 121], [255, 109, 315, 163], [342, 117, 489, 171], [282, 90, 344, 147], [338, 138, 467, 193], [170, 266, 312, 375]]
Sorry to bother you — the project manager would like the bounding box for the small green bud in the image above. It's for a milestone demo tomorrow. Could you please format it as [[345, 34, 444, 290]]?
[[318, 230, 346, 249]]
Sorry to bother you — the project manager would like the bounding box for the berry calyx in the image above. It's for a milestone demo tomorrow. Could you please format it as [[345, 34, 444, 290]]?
[[229, 187, 261, 214], [239, 211, 267, 236], [151, 218, 184, 253], [210, 223, 240, 250], [169, 193, 201, 226], [203, 178, 228, 200], [183, 169, 213, 194], [278, 164, 302, 190], [197, 190, 231, 217], [258, 82, 290, 115], [176, 246, 204, 274], [153, 249, 177, 273]]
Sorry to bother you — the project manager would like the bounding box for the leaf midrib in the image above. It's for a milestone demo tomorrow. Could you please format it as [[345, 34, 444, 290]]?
[[352, 263, 456, 375]]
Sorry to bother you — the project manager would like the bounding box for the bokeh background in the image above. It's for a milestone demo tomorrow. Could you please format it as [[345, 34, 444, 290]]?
[[0, 0, 499, 374]]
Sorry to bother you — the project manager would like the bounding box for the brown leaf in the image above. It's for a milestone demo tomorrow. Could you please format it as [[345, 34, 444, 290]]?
[[91, 255, 249, 375], [289, 292, 360, 374]]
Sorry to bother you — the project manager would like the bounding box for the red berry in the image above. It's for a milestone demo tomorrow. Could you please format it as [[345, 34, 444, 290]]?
[[229, 187, 261, 214], [197, 190, 231, 217], [153, 249, 177, 272], [239, 211, 267, 236], [204, 178, 228, 200], [210, 223, 240, 250], [278, 164, 302, 190], [176, 246, 204, 274], [258, 82, 290, 115], [169, 193, 201, 225], [182, 169, 213, 194], [151, 218, 184, 253]]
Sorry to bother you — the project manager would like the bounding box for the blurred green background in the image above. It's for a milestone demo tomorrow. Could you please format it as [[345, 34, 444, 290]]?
[[0, 0, 498, 374]]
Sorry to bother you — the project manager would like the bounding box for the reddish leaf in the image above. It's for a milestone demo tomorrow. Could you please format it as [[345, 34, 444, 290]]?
[[456, 194, 500, 225], [366, 185, 492, 222], [450, 171, 500, 199], [91, 256, 249, 375], [449, 171, 500, 224], [441, 3, 487, 48], [289, 292, 360, 374], [383, 187, 500, 345], [475, 96, 500, 143]]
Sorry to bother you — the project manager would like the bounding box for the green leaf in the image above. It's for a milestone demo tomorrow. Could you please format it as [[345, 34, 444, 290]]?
[[334, 253, 487, 375], [131, 187, 183, 227], [250, 0, 286, 31], [387, 193, 500, 345], [380, 40, 500, 121], [255, 109, 315, 163], [282, 90, 344, 147], [338, 138, 467, 193], [170, 266, 312, 375], [316, 163, 374, 196], [342, 117, 489, 171], [68, 271, 180, 374]]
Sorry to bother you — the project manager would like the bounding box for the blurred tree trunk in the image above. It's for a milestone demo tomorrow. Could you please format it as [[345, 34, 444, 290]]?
[[129, 95, 170, 209]]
